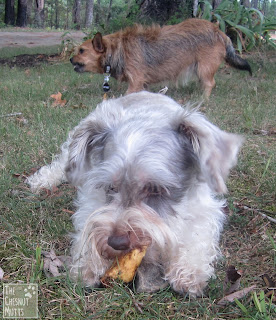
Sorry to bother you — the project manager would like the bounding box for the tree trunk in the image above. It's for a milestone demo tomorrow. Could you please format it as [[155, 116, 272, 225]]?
[[66, 0, 69, 29], [5, 0, 15, 25], [34, 0, 45, 28], [193, 0, 198, 16], [105, 0, 113, 28], [262, 0, 268, 15], [95, 0, 101, 25], [241, 0, 250, 7], [73, 0, 81, 30], [212, 0, 222, 9], [85, 0, 94, 28], [55, 0, 59, 28], [138, 0, 192, 23], [251, 0, 258, 9], [16, 0, 28, 27]]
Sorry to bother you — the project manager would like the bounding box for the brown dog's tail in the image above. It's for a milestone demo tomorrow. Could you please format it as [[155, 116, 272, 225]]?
[[225, 41, 252, 76]]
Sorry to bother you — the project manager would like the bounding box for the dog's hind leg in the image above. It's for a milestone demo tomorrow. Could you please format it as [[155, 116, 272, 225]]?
[[197, 62, 217, 99]]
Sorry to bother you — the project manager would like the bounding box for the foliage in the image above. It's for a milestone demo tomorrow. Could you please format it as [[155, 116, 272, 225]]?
[[197, 0, 276, 52]]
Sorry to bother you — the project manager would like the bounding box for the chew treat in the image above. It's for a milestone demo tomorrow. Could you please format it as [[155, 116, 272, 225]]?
[[101, 246, 147, 284]]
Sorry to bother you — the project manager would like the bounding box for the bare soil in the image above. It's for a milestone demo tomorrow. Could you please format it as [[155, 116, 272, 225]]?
[[0, 53, 61, 67], [0, 30, 85, 68]]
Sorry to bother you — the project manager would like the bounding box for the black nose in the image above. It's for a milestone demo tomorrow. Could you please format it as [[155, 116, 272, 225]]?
[[70, 58, 73, 63], [107, 234, 130, 251]]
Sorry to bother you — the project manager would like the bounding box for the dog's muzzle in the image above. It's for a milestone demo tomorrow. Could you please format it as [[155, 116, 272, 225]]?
[[70, 58, 85, 73]]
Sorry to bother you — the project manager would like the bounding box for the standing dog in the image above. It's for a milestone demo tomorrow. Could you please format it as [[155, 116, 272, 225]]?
[[26, 92, 243, 296], [70, 18, 252, 97]]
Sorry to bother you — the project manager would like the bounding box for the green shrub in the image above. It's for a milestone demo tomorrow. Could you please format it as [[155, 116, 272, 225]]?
[[198, 0, 276, 52]]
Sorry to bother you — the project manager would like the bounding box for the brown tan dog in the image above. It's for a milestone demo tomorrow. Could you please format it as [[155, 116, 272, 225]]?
[[70, 18, 252, 97]]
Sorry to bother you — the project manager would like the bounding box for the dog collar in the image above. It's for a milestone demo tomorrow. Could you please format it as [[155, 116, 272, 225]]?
[[103, 65, 111, 92]]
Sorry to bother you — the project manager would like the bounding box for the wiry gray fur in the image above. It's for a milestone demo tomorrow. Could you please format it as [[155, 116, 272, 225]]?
[[26, 92, 243, 296]]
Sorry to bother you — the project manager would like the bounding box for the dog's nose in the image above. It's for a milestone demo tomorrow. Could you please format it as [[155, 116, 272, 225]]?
[[107, 233, 130, 251], [70, 58, 73, 63]]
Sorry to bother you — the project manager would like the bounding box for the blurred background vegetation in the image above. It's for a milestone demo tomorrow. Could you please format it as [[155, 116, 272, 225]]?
[[1, 0, 275, 53]]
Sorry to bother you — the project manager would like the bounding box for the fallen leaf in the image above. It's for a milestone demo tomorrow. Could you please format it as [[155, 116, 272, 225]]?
[[16, 117, 28, 126], [39, 186, 61, 199], [262, 274, 276, 301], [217, 285, 256, 305], [50, 92, 67, 106], [253, 129, 276, 136], [42, 249, 67, 277], [262, 274, 275, 288], [71, 103, 87, 109], [224, 265, 242, 294]]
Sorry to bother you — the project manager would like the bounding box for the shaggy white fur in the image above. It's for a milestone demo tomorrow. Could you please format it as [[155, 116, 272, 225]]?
[[26, 92, 243, 296]]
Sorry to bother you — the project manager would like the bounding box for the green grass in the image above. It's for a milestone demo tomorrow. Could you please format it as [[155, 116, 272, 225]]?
[[0, 46, 275, 319]]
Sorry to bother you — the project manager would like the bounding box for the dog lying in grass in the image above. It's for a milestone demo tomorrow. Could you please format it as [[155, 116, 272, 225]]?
[[26, 92, 243, 295], [70, 18, 252, 97]]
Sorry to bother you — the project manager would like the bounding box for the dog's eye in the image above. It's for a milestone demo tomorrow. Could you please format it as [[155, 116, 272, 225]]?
[[107, 185, 118, 193], [79, 48, 85, 54]]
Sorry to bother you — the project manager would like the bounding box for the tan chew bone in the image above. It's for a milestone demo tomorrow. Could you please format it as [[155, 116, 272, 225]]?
[[101, 246, 147, 284]]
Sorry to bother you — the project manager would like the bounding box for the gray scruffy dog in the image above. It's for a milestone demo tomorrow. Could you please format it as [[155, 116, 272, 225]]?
[[26, 92, 243, 296]]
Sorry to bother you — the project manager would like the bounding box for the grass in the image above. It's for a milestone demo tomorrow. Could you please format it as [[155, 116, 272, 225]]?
[[0, 45, 275, 319]]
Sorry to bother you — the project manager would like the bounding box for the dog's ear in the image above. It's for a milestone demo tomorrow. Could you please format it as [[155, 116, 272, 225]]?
[[178, 111, 243, 194], [65, 118, 108, 186], [92, 32, 105, 53]]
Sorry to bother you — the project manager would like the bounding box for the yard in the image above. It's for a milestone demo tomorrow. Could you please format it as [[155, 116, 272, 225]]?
[[0, 43, 275, 319]]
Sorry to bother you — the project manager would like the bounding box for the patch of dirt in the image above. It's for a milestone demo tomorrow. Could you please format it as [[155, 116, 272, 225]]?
[[0, 53, 61, 68]]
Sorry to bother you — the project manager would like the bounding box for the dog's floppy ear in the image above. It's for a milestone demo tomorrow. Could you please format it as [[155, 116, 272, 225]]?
[[92, 32, 105, 53], [65, 118, 108, 186], [178, 111, 243, 194]]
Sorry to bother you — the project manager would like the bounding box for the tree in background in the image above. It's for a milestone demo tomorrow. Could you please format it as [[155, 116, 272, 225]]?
[[16, 0, 28, 26], [137, 0, 194, 23], [85, 0, 94, 28], [4, 0, 15, 25], [72, 0, 81, 29], [1, 0, 276, 30], [34, 0, 45, 28]]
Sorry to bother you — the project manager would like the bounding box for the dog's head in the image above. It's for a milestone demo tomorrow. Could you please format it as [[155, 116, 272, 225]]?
[[66, 93, 243, 195], [70, 33, 106, 73], [66, 93, 243, 262]]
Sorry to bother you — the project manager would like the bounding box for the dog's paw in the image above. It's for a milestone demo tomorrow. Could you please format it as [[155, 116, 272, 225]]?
[[25, 173, 44, 193]]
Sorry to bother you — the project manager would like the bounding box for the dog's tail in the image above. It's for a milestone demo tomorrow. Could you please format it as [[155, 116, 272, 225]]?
[[224, 38, 252, 75]]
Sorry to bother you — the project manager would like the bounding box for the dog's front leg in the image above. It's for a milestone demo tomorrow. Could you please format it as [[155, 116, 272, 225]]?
[[26, 141, 70, 193], [165, 246, 217, 297], [125, 78, 146, 95]]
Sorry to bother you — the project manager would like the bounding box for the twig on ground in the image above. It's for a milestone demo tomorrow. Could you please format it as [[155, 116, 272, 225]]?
[[237, 203, 276, 224], [0, 112, 23, 118]]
